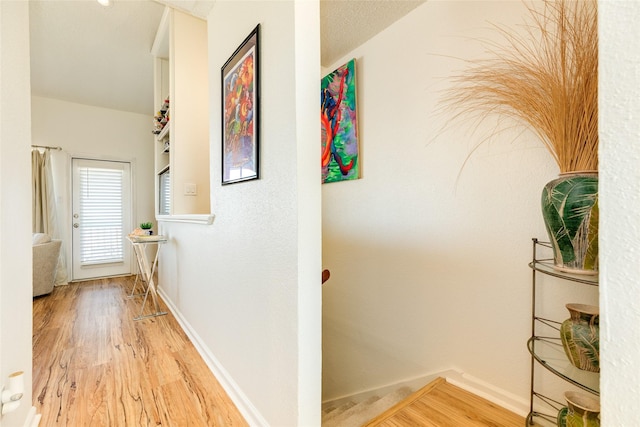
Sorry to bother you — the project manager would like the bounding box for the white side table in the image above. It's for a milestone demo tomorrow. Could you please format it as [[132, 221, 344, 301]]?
[[126, 234, 168, 320]]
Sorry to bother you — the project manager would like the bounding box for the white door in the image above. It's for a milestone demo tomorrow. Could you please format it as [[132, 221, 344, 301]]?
[[72, 158, 132, 281]]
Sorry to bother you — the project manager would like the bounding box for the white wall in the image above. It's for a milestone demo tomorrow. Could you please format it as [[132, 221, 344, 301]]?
[[157, 1, 321, 425], [321, 0, 598, 409], [170, 10, 210, 215], [599, 1, 640, 424], [31, 96, 156, 280], [0, 2, 34, 425]]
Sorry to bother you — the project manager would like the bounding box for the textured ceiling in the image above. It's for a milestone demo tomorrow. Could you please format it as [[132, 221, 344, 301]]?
[[321, 0, 425, 67], [29, 0, 423, 115]]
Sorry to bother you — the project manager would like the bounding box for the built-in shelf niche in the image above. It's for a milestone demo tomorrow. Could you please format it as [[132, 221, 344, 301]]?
[[151, 6, 210, 217]]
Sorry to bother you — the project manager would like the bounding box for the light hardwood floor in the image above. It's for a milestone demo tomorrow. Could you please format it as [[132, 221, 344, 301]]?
[[33, 276, 248, 426], [364, 377, 526, 427]]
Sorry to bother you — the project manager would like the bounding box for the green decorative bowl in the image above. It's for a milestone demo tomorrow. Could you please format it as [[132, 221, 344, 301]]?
[[557, 407, 568, 427]]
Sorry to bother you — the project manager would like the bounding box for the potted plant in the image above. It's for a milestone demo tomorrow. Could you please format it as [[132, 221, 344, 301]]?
[[445, 0, 598, 274], [140, 222, 153, 235]]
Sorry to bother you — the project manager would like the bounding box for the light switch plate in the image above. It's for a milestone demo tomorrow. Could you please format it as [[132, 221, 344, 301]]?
[[184, 183, 197, 195]]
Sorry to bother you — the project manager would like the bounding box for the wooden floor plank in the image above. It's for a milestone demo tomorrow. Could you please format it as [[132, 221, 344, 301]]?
[[33, 276, 247, 426], [365, 377, 525, 427]]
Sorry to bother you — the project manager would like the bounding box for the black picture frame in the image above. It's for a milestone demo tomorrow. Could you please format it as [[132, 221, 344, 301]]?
[[221, 24, 260, 185]]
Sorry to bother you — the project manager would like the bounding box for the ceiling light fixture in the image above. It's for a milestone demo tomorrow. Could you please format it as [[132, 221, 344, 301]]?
[[97, 0, 111, 6]]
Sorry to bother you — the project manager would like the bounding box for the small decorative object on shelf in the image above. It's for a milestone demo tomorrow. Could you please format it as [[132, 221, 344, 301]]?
[[542, 172, 598, 275], [152, 121, 163, 135], [152, 97, 170, 135], [560, 303, 600, 373], [139, 222, 153, 235], [557, 391, 600, 427]]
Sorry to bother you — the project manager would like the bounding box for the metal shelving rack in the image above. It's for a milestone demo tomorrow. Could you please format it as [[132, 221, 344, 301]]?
[[526, 238, 599, 426]]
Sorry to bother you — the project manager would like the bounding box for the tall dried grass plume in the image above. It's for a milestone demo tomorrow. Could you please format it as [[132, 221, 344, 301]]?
[[444, 0, 598, 173]]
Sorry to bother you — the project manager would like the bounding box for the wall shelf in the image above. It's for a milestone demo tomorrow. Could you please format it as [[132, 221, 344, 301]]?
[[527, 336, 599, 394], [157, 121, 170, 141], [528, 248, 598, 286], [527, 238, 599, 426]]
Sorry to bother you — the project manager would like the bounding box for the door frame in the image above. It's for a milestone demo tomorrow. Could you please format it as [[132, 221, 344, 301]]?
[[68, 155, 137, 282]]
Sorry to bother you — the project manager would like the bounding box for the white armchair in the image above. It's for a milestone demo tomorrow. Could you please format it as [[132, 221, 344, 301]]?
[[33, 233, 61, 297]]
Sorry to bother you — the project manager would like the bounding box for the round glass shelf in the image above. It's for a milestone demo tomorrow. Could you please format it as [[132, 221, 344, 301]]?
[[527, 336, 599, 395], [528, 259, 598, 286]]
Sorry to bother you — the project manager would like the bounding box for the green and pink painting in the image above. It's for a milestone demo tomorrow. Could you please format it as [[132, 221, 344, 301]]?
[[321, 59, 359, 183]]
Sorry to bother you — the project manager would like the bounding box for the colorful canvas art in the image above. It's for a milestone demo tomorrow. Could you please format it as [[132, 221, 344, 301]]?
[[222, 25, 260, 185], [321, 59, 359, 183]]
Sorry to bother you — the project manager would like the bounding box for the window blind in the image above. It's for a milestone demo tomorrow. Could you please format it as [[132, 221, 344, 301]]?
[[79, 166, 124, 265], [159, 168, 171, 215]]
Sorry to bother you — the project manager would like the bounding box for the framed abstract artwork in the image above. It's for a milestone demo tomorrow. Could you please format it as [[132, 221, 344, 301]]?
[[321, 58, 359, 183], [222, 24, 260, 185]]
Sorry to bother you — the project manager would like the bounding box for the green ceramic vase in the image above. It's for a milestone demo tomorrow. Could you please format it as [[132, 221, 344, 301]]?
[[560, 303, 599, 373], [541, 172, 598, 275], [557, 391, 600, 427]]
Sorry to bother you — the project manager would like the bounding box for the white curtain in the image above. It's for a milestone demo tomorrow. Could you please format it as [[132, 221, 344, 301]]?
[[32, 149, 68, 285]]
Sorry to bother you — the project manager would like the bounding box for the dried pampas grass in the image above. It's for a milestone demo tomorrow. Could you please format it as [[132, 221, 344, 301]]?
[[445, 0, 598, 173]]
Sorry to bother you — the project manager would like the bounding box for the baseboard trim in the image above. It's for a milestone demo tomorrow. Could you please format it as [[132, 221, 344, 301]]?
[[158, 288, 268, 426], [444, 370, 529, 417], [322, 368, 459, 408], [322, 368, 529, 418], [23, 406, 41, 427]]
